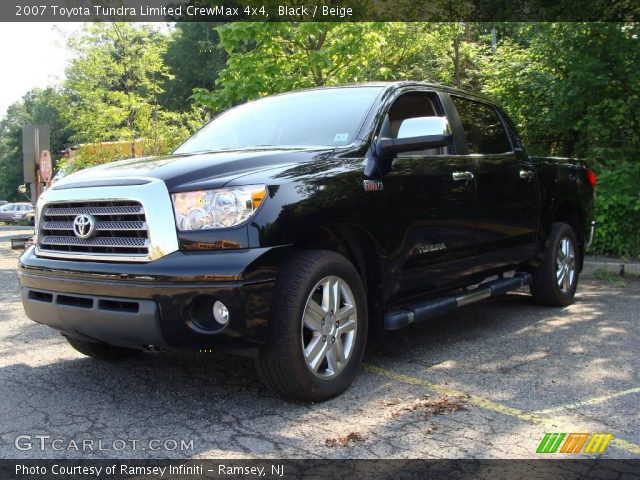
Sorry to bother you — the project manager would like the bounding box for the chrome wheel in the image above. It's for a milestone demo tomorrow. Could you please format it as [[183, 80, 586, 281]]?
[[556, 236, 576, 293], [301, 275, 358, 379]]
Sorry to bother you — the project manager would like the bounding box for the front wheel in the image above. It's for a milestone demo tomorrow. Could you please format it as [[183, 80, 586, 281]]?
[[530, 222, 580, 306], [256, 250, 368, 402]]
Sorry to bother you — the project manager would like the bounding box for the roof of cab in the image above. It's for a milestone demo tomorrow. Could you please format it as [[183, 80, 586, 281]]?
[[287, 81, 497, 106]]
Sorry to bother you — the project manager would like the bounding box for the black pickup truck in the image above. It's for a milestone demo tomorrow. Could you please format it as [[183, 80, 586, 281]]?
[[19, 82, 596, 401]]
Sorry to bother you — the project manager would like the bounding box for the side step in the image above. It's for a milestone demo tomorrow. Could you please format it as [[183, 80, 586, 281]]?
[[384, 272, 532, 331]]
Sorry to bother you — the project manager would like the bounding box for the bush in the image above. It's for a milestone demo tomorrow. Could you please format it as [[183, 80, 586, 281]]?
[[591, 162, 640, 259]]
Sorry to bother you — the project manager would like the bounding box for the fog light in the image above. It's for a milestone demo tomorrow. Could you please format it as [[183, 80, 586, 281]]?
[[212, 300, 230, 325]]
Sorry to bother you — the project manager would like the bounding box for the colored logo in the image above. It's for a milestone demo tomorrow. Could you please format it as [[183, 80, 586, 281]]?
[[536, 433, 613, 454], [363, 179, 384, 191]]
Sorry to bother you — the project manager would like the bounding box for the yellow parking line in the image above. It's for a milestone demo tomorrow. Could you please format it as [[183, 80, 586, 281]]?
[[363, 363, 640, 456], [532, 387, 640, 415], [612, 438, 640, 456]]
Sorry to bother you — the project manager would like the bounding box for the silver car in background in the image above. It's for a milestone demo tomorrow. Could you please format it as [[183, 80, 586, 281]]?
[[0, 202, 35, 223]]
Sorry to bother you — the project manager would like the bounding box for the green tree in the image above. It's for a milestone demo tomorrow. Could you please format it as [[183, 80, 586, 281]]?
[[192, 22, 494, 112], [367, 23, 488, 89], [161, 23, 227, 112], [484, 23, 640, 257], [63, 23, 203, 162], [484, 23, 640, 161], [191, 22, 389, 110]]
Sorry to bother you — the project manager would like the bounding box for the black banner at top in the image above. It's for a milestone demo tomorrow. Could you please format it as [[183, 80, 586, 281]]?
[[2, 0, 639, 22]]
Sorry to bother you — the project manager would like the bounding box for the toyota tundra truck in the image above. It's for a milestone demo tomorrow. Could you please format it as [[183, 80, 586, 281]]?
[[19, 82, 596, 401]]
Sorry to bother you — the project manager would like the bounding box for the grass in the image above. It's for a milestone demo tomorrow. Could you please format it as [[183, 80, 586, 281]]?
[[593, 268, 628, 288]]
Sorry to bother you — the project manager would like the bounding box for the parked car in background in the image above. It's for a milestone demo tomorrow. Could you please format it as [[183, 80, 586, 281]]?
[[0, 202, 35, 223], [0, 200, 8, 207]]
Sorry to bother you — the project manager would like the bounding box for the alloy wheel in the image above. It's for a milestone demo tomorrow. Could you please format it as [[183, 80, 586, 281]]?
[[556, 236, 576, 293], [300, 275, 358, 378]]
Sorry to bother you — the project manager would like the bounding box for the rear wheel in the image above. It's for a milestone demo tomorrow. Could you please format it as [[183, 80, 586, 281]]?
[[530, 222, 580, 306], [256, 250, 367, 402], [65, 336, 142, 361]]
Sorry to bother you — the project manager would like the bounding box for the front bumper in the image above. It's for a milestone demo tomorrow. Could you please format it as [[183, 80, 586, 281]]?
[[19, 245, 289, 351]]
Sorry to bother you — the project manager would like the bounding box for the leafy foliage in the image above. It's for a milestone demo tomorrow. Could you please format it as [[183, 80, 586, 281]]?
[[592, 162, 640, 259], [192, 22, 389, 110], [160, 23, 227, 112], [484, 23, 640, 256], [63, 23, 204, 161], [484, 23, 640, 162]]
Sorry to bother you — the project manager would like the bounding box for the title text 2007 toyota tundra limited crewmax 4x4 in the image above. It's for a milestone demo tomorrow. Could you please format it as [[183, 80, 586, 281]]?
[[19, 83, 596, 401]]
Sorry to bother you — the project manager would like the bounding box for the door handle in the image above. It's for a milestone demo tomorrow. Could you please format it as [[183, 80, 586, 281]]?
[[519, 170, 534, 180], [452, 171, 474, 182]]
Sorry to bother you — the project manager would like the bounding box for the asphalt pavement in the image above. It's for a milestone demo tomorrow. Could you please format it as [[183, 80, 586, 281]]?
[[1, 226, 638, 459]]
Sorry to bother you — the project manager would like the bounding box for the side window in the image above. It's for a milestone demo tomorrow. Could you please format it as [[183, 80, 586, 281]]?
[[451, 96, 512, 154], [381, 92, 449, 156]]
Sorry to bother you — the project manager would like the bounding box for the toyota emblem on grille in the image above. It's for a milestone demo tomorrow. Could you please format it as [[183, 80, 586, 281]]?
[[72, 214, 96, 239]]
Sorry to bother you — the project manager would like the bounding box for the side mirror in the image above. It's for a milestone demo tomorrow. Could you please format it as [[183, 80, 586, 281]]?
[[376, 116, 453, 158]]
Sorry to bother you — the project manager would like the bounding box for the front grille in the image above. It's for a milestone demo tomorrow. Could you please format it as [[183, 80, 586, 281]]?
[[37, 200, 149, 259]]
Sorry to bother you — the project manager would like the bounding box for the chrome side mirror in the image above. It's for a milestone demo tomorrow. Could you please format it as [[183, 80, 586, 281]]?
[[397, 116, 450, 139]]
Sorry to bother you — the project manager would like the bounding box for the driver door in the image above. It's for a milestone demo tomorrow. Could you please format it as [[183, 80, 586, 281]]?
[[380, 91, 478, 301]]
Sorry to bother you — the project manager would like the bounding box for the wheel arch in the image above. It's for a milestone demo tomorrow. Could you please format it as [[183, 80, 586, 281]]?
[[291, 224, 386, 343], [552, 202, 586, 272]]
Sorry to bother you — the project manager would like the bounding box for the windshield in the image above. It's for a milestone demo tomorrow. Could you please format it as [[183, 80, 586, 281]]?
[[175, 87, 383, 154]]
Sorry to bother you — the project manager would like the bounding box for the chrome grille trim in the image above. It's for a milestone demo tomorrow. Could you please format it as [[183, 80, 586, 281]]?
[[34, 177, 179, 263], [41, 236, 149, 248], [44, 205, 144, 216], [43, 220, 147, 231]]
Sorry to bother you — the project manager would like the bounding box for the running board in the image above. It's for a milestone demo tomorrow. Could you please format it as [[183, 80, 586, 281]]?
[[384, 272, 532, 331]]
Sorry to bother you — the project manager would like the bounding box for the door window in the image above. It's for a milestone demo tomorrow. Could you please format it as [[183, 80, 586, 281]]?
[[381, 92, 449, 155], [451, 96, 512, 154]]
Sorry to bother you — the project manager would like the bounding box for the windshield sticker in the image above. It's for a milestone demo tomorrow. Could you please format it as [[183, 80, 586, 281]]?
[[334, 133, 349, 142]]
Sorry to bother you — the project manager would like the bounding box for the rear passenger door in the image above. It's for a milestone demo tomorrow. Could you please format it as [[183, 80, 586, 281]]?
[[449, 95, 538, 272]]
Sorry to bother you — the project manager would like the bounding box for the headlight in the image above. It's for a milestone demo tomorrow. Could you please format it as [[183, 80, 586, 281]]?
[[171, 185, 267, 231]]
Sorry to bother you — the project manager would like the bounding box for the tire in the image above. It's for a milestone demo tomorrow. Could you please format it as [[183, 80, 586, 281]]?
[[256, 250, 368, 402], [530, 222, 580, 306], [65, 336, 143, 361]]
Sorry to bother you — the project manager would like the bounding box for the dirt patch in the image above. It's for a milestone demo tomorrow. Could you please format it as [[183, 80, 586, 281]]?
[[381, 395, 467, 419]]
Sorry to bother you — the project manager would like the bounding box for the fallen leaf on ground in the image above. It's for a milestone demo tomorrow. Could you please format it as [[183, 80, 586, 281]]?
[[325, 432, 366, 448], [391, 396, 466, 418]]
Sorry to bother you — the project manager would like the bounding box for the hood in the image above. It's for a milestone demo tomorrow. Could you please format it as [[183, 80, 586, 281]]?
[[58, 147, 335, 192]]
